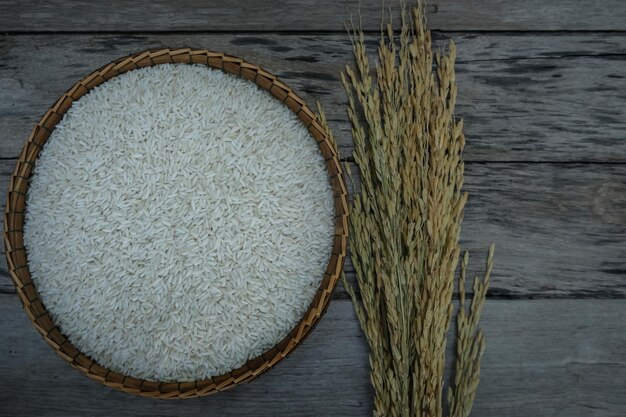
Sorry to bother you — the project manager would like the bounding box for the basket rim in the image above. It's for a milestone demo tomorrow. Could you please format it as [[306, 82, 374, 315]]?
[[4, 47, 349, 399]]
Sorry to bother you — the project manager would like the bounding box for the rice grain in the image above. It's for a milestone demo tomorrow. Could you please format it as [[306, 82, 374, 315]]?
[[24, 63, 335, 382]]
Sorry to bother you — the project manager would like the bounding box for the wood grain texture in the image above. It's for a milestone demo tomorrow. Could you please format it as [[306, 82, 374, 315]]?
[[1, 34, 625, 161], [2, 159, 625, 298], [0, 295, 624, 416], [346, 162, 626, 299], [2, 0, 626, 31]]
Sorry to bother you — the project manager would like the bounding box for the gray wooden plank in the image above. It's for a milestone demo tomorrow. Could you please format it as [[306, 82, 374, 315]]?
[[2, 33, 626, 161], [349, 162, 626, 299], [342, 160, 626, 299], [2, 160, 625, 297], [2, 0, 626, 31], [0, 295, 624, 416]]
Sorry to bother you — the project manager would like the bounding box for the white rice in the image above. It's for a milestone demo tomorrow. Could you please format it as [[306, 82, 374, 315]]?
[[24, 64, 334, 382]]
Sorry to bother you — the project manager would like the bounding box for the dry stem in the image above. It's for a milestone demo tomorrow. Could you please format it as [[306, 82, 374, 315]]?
[[337, 2, 495, 416]]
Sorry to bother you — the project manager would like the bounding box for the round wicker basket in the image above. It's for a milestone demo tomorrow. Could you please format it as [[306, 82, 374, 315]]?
[[4, 48, 348, 398]]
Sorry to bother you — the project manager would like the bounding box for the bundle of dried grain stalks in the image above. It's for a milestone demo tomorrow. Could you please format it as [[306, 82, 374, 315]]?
[[333, 2, 495, 416]]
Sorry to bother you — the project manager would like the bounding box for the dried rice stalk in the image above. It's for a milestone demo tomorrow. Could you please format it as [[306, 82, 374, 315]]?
[[339, 2, 495, 416]]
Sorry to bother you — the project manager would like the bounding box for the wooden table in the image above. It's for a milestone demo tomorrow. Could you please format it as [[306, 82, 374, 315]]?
[[1, 1, 625, 416]]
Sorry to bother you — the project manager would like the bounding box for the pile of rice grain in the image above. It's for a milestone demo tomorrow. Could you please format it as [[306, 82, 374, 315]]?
[[24, 64, 334, 382]]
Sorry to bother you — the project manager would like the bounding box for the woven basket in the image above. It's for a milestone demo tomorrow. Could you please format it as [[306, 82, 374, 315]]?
[[4, 48, 348, 399]]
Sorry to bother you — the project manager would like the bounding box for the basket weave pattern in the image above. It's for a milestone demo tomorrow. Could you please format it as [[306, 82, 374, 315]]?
[[4, 48, 348, 398]]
